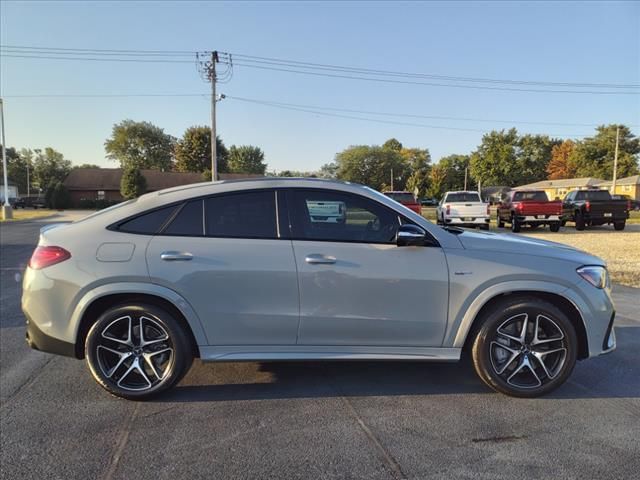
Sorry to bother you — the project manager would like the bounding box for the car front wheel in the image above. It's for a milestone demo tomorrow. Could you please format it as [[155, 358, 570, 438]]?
[[471, 297, 577, 397], [85, 303, 193, 400]]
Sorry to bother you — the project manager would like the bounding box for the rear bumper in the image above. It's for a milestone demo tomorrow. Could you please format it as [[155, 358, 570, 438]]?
[[445, 216, 490, 226], [25, 312, 76, 358], [515, 215, 560, 223]]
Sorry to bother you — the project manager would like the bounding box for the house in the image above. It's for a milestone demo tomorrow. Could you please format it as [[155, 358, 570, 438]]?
[[63, 168, 263, 206], [595, 175, 640, 201], [513, 177, 605, 200]]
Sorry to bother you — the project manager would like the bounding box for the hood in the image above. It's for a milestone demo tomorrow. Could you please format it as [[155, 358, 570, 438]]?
[[455, 229, 605, 266]]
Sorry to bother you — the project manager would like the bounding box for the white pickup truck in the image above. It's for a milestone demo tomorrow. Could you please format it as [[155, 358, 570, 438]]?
[[436, 191, 490, 230]]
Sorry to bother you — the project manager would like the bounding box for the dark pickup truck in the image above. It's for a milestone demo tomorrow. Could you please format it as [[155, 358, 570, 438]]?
[[562, 189, 630, 231], [497, 190, 562, 232]]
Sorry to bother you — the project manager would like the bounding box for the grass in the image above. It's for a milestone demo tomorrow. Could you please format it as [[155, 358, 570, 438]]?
[[0, 209, 58, 222]]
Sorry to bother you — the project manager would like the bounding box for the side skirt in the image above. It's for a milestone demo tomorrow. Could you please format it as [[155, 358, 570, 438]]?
[[199, 345, 461, 362]]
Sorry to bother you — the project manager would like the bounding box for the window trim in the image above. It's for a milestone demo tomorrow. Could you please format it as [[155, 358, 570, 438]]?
[[282, 187, 437, 246]]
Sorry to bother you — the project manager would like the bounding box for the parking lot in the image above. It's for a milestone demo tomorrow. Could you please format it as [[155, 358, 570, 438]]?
[[1, 218, 639, 480]]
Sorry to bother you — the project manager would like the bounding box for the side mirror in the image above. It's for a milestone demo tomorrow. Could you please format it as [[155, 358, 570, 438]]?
[[396, 224, 429, 247]]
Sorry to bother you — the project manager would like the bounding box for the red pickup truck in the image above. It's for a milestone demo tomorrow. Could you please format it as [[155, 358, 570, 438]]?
[[383, 191, 422, 215], [497, 190, 562, 233]]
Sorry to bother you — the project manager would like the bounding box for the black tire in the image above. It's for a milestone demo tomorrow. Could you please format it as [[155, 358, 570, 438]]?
[[511, 215, 521, 233], [549, 222, 561, 232], [561, 220, 566, 227], [497, 213, 505, 228], [614, 221, 625, 231], [85, 303, 193, 400], [575, 211, 585, 231], [471, 296, 578, 398], [480, 224, 490, 231]]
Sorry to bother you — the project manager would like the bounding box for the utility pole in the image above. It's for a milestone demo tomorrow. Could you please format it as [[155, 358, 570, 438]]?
[[26, 160, 30, 197], [390, 168, 394, 191], [611, 126, 620, 194], [464, 167, 468, 190], [1, 98, 13, 220], [209, 51, 219, 182]]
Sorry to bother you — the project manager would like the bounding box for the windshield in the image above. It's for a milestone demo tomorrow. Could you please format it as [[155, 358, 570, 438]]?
[[384, 192, 416, 203], [445, 192, 481, 203], [513, 191, 549, 202], [575, 190, 612, 201]]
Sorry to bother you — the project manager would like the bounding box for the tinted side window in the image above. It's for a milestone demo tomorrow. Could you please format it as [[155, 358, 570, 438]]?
[[163, 200, 204, 236], [289, 190, 399, 244], [205, 191, 277, 239], [118, 205, 178, 234]]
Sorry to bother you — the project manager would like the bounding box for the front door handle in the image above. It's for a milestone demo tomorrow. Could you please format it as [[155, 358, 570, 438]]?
[[160, 251, 193, 261], [305, 254, 336, 265]]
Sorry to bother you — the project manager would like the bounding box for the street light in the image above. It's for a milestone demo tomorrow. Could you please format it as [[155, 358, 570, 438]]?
[[1, 98, 14, 220]]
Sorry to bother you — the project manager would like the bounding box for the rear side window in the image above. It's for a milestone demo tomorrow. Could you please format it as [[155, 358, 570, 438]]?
[[575, 190, 611, 201], [205, 191, 277, 239], [513, 191, 549, 202], [117, 205, 178, 234], [445, 193, 481, 202], [163, 200, 204, 236]]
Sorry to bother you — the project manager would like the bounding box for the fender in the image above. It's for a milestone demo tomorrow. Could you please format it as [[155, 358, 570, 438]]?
[[449, 280, 587, 348], [69, 282, 209, 346]]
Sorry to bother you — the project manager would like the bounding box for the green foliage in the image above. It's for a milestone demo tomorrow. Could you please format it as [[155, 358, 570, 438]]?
[[438, 154, 472, 191], [276, 170, 317, 177], [516, 134, 561, 185], [572, 125, 639, 179], [470, 129, 519, 187], [174, 126, 229, 174], [30, 148, 72, 194], [335, 144, 410, 191], [0, 146, 29, 195], [402, 148, 432, 197], [105, 120, 175, 170], [427, 164, 448, 199], [74, 163, 101, 169], [45, 182, 71, 209], [120, 166, 147, 199], [382, 138, 403, 152], [318, 162, 338, 179], [227, 145, 267, 174]]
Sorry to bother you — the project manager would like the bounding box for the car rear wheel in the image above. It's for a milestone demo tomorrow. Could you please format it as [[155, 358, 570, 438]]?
[[614, 221, 625, 231], [575, 211, 585, 230], [85, 303, 193, 400], [471, 297, 577, 397], [497, 214, 505, 228], [549, 222, 561, 232], [511, 215, 521, 233]]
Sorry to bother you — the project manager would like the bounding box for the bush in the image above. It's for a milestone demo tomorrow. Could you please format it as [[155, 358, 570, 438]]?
[[120, 166, 147, 199], [46, 182, 71, 209]]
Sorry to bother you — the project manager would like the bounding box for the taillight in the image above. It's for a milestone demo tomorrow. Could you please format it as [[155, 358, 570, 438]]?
[[513, 202, 522, 212], [446, 204, 450, 215], [585, 201, 591, 212], [29, 246, 71, 270]]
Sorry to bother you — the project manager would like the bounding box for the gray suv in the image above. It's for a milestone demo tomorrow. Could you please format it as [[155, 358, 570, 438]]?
[[22, 178, 616, 399]]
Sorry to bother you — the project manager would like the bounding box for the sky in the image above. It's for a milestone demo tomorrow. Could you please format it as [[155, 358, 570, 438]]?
[[1, 0, 639, 172]]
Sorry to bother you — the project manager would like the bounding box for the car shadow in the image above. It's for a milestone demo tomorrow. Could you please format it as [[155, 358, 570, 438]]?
[[157, 325, 639, 403]]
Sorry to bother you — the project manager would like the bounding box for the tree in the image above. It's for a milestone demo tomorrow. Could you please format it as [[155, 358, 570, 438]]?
[[427, 164, 448, 199], [318, 162, 338, 179], [120, 166, 147, 199], [547, 140, 577, 179], [74, 163, 101, 169], [402, 147, 431, 197], [470, 129, 519, 186], [46, 182, 71, 209], [0, 146, 29, 195], [105, 120, 175, 170], [174, 126, 228, 174], [227, 145, 267, 174], [572, 125, 639, 179], [382, 138, 403, 152], [31, 147, 72, 194], [516, 134, 560, 185], [335, 144, 409, 191], [438, 154, 472, 191]]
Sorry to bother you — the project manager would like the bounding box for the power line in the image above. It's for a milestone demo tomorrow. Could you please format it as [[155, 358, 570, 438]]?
[[3, 44, 638, 94], [225, 95, 591, 138]]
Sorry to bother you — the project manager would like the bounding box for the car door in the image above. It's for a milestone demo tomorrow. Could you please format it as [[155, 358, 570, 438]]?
[[285, 188, 449, 347], [146, 189, 300, 345]]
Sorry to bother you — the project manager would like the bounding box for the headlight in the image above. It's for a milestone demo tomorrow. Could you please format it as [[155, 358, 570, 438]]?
[[577, 266, 609, 289]]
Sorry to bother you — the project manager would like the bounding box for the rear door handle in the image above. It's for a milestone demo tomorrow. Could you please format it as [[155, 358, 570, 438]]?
[[160, 251, 193, 261], [305, 254, 336, 265]]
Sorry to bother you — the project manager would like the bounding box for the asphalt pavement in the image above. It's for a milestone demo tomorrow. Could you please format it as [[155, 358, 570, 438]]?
[[1, 218, 639, 480]]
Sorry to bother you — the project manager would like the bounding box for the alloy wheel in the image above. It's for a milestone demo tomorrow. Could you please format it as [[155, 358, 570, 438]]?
[[489, 313, 568, 389], [95, 314, 174, 391]]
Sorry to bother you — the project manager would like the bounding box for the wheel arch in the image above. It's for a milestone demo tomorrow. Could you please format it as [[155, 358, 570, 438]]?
[[71, 283, 207, 359], [454, 288, 589, 360]]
